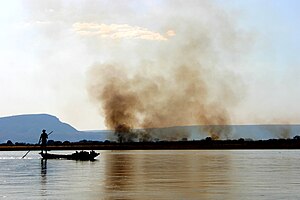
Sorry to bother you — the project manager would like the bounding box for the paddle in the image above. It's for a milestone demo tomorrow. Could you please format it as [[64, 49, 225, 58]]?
[[22, 131, 53, 159], [47, 131, 53, 137]]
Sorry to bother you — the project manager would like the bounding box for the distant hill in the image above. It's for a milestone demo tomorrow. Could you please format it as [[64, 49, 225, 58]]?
[[1, 114, 300, 143], [0, 114, 110, 143]]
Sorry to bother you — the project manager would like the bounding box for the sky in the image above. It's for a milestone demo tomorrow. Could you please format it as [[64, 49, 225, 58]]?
[[0, 0, 299, 130]]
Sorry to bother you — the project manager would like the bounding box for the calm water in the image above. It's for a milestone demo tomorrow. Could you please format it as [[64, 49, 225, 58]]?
[[1, 150, 300, 199]]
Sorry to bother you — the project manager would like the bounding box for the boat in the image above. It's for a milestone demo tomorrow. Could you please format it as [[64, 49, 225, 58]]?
[[40, 150, 100, 161]]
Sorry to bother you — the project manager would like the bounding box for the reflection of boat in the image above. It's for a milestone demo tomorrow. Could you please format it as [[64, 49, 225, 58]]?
[[40, 151, 100, 161]]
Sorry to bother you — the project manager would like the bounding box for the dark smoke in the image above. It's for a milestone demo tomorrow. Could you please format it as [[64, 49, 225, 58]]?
[[87, 2, 248, 141], [88, 61, 240, 141]]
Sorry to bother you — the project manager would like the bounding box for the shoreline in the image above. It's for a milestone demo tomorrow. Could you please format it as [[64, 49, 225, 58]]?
[[1, 140, 300, 151]]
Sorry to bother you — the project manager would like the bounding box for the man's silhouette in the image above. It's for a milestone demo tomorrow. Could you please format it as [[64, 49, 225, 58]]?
[[39, 129, 48, 154]]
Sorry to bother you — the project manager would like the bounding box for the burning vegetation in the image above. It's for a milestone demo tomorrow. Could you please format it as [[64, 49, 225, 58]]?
[[87, 1, 248, 142]]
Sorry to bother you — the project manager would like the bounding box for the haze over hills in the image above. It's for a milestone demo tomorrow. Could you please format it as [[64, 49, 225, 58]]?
[[0, 114, 300, 144], [131, 124, 300, 142], [0, 114, 110, 143]]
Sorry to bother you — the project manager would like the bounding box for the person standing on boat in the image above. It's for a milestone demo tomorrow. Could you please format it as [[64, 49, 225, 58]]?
[[39, 129, 48, 154]]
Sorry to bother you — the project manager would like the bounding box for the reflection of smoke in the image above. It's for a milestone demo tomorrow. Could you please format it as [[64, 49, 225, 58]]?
[[87, 2, 247, 141], [104, 153, 134, 196], [103, 151, 232, 199]]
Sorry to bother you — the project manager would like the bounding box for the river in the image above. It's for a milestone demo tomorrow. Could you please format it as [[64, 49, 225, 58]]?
[[1, 150, 300, 199]]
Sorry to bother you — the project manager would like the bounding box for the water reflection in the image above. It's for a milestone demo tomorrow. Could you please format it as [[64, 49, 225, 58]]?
[[103, 151, 232, 200], [104, 153, 136, 200], [40, 159, 47, 197], [41, 159, 47, 175], [2, 151, 300, 199]]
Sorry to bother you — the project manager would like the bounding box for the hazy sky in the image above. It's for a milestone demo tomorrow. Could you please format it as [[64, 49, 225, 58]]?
[[0, 0, 299, 130]]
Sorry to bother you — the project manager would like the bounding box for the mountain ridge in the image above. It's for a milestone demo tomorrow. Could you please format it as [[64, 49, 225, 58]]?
[[0, 114, 109, 143], [1, 114, 300, 143]]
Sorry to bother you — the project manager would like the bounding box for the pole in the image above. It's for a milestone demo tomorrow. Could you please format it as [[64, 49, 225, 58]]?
[[21, 131, 53, 159], [47, 131, 53, 136]]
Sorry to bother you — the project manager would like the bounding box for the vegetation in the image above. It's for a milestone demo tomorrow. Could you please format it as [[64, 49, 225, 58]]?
[[1, 136, 300, 150]]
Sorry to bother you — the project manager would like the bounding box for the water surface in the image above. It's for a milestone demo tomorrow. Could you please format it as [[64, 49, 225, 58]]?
[[1, 150, 300, 199]]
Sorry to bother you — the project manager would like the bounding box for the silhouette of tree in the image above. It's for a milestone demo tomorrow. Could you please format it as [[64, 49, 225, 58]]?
[[6, 140, 13, 145]]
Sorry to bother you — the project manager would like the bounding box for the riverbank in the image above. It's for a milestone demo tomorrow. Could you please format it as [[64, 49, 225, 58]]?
[[1, 139, 300, 150]]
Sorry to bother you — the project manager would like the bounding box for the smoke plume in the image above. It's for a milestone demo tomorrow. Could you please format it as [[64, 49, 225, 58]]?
[[86, 1, 248, 141], [265, 125, 292, 139]]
